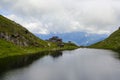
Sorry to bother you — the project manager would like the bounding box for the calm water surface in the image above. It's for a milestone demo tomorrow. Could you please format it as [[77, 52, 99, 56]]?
[[0, 48, 120, 80]]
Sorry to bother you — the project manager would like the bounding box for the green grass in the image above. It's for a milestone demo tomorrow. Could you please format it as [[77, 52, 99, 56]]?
[[89, 29, 120, 52], [0, 39, 24, 57], [0, 39, 78, 58]]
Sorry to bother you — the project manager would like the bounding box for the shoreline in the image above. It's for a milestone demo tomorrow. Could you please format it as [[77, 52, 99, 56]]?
[[0, 47, 78, 74]]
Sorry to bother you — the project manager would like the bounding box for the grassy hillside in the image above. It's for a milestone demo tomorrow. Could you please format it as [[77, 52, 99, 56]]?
[[0, 15, 48, 47], [0, 15, 78, 58], [89, 29, 120, 52]]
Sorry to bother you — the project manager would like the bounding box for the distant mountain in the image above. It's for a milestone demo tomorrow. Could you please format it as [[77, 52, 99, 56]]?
[[36, 32, 108, 46], [89, 29, 120, 52]]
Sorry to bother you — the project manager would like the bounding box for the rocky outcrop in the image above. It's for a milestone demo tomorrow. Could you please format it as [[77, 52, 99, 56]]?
[[0, 32, 29, 46]]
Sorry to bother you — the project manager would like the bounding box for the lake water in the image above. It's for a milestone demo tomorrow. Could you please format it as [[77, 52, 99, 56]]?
[[0, 48, 120, 80]]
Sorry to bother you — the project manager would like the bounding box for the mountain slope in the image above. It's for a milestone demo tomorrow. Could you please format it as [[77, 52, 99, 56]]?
[[0, 15, 48, 47], [90, 29, 120, 52]]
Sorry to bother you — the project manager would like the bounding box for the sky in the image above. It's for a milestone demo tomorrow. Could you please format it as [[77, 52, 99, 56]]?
[[0, 0, 120, 34]]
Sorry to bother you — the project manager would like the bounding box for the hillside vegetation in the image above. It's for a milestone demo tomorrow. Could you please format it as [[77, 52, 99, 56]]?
[[0, 15, 78, 58], [0, 15, 48, 47], [89, 29, 120, 52]]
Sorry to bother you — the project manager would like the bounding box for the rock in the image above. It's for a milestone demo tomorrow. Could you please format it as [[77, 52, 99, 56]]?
[[0, 32, 5, 38]]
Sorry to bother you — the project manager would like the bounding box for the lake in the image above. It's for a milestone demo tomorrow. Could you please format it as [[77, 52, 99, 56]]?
[[0, 48, 120, 80]]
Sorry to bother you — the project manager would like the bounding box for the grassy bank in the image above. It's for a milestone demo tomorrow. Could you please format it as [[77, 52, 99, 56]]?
[[89, 29, 120, 54], [0, 39, 78, 58]]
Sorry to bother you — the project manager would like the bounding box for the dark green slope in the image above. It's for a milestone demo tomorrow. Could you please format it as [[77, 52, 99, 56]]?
[[90, 29, 120, 52], [0, 15, 48, 47]]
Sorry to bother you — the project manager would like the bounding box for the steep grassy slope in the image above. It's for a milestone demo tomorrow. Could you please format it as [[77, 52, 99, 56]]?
[[0, 15, 48, 47], [90, 29, 120, 52]]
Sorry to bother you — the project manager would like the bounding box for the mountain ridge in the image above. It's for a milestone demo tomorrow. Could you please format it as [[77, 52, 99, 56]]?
[[36, 32, 108, 46]]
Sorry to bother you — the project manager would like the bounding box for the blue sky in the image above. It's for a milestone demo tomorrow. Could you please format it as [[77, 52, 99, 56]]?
[[0, 9, 10, 15], [0, 0, 120, 34]]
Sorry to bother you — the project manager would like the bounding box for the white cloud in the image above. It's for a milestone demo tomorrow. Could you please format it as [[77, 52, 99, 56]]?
[[0, 0, 120, 34], [6, 14, 50, 34]]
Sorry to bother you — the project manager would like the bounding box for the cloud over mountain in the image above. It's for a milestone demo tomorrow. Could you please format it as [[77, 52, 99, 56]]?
[[0, 0, 120, 34]]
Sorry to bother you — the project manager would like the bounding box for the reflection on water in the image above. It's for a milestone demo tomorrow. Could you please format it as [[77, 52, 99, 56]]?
[[50, 51, 63, 58], [1, 48, 120, 80], [0, 51, 63, 73]]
